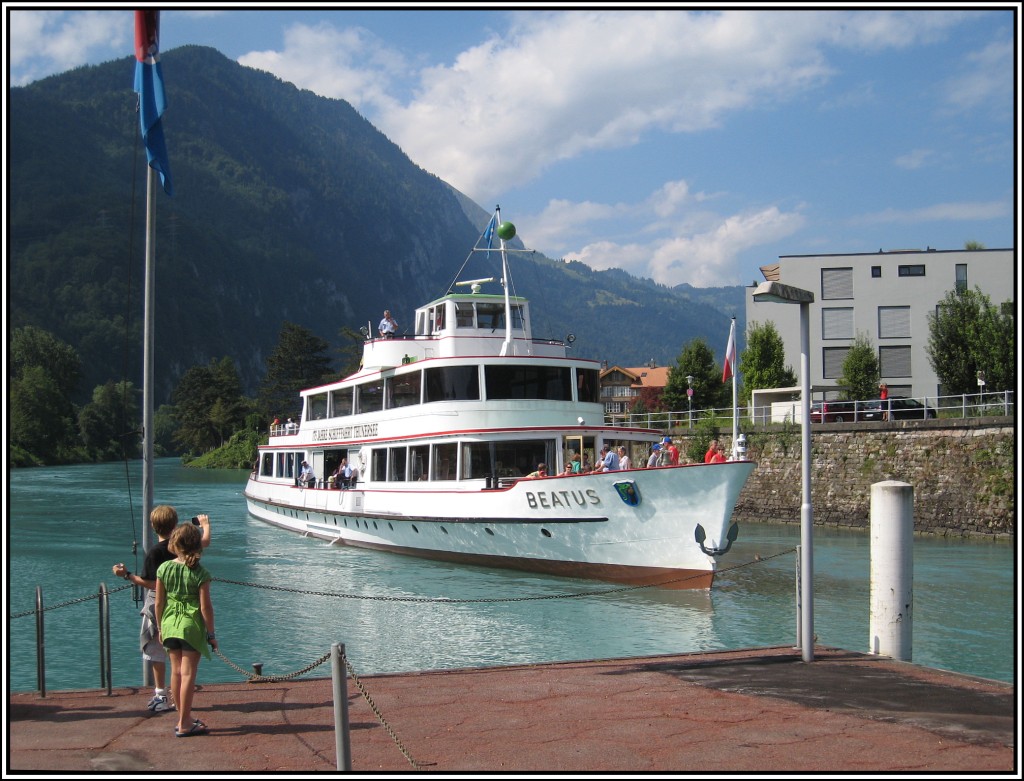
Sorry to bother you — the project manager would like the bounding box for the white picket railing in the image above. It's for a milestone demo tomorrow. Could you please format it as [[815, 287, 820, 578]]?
[[606, 390, 1015, 429]]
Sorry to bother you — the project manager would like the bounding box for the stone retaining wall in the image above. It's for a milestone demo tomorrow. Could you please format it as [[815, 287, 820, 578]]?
[[699, 419, 1014, 540]]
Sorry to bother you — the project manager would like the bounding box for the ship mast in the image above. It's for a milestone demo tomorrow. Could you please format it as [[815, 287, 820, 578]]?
[[496, 206, 515, 357]]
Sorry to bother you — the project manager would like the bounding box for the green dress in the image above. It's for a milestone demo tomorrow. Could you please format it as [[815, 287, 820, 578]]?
[[157, 559, 212, 659]]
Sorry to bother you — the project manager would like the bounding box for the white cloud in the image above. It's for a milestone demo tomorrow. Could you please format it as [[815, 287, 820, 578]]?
[[548, 184, 805, 288], [942, 39, 1013, 115], [854, 201, 1011, 224], [8, 10, 129, 86], [894, 149, 935, 170], [237, 23, 406, 111], [376, 11, 839, 204]]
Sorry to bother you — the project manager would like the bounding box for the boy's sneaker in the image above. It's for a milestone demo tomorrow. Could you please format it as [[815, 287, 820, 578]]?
[[147, 695, 173, 712]]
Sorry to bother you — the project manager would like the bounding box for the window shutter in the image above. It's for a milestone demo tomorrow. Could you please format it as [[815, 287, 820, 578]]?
[[878, 306, 911, 338], [822, 307, 853, 340], [822, 347, 850, 379], [879, 346, 912, 377], [821, 268, 853, 299]]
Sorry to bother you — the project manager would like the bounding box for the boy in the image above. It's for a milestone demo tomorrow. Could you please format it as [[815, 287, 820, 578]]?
[[113, 506, 211, 712]]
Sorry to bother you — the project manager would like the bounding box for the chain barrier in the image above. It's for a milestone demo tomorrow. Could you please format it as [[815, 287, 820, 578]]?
[[214, 647, 332, 683], [8, 582, 134, 620], [342, 651, 431, 770]]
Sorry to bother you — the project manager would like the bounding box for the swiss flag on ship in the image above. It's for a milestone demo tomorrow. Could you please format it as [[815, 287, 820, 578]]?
[[722, 318, 737, 383]]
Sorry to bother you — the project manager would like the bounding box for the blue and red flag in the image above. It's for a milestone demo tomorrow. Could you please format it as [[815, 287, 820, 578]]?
[[134, 10, 172, 195]]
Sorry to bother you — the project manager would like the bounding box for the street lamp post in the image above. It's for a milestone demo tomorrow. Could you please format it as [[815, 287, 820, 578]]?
[[753, 280, 815, 663], [686, 374, 694, 428]]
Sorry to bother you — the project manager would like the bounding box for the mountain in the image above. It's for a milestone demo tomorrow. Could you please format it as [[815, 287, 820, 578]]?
[[9, 46, 745, 404]]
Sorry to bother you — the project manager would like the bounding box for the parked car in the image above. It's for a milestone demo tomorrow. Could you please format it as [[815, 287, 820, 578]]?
[[810, 400, 870, 423], [862, 396, 937, 421]]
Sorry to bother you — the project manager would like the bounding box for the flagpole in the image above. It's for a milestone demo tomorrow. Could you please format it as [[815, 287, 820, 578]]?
[[142, 166, 156, 555], [730, 317, 738, 459]]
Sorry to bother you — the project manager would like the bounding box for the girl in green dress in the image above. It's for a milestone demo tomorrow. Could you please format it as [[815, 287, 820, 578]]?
[[156, 523, 217, 737]]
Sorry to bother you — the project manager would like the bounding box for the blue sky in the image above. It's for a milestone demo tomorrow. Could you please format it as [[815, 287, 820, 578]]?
[[5, 5, 1019, 289]]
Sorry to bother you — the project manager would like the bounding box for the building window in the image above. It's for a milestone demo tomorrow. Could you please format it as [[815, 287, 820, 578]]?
[[879, 346, 912, 377], [898, 264, 925, 277], [878, 306, 911, 339], [822, 347, 850, 379], [821, 308, 853, 340], [871, 266, 882, 278], [955, 263, 967, 292], [821, 268, 853, 299]]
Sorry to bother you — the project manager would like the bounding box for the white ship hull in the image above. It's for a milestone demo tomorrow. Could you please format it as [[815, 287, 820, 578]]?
[[244, 460, 754, 588]]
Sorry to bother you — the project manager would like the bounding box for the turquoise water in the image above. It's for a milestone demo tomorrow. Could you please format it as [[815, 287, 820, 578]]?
[[6, 460, 1017, 692]]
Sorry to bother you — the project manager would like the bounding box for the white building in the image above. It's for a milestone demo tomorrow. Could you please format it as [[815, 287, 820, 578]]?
[[744, 247, 1014, 400]]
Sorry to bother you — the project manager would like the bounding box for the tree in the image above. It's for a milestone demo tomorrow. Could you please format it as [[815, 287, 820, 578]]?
[[172, 357, 248, 455], [737, 321, 797, 405], [258, 322, 334, 421], [928, 287, 1014, 394], [335, 325, 366, 379], [663, 338, 730, 413], [78, 380, 139, 461], [9, 327, 82, 463], [838, 333, 880, 401]]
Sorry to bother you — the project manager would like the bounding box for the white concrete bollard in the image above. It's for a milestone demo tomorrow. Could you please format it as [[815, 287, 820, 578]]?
[[869, 481, 914, 661]]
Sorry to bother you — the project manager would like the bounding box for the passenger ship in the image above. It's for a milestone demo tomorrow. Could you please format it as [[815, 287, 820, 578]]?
[[244, 209, 755, 589]]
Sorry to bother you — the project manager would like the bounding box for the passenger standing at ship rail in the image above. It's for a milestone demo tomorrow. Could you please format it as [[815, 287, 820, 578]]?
[[112, 506, 211, 714], [617, 446, 632, 470], [569, 451, 582, 473], [647, 443, 661, 468], [378, 310, 398, 338], [299, 461, 315, 488], [592, 444, 619, 473], [704, 440, 720, 464], [526, 463, 548, 478], [663, 437, 680, 465]]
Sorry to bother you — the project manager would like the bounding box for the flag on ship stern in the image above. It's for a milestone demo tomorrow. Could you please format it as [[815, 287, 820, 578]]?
[[722, 318, 737, 383], [134, 10, 172, 195]]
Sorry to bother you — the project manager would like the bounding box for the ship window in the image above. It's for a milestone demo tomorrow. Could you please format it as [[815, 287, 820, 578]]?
[[331, 388, 353, 418], [455, 302, 475, 328], [356, 380, 385, 413], [577, 368, 600, 403], [461, 439, 554, 479], [476, 302, 505, 331], [390, 370, 421, 408], [424, 366, 480, 401], [371, 449, 387, 481], [410, 444, 429, 481], [485, 365, 572, 401], [432, 442, 457, 481], [389, 447, 408, 481], [261, 452, 273, 477], [308, 393, 328, 421], [432, 304, 446, 333]]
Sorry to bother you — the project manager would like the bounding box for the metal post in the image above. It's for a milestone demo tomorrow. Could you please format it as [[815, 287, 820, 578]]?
[[35, 586, 45, 698], [798, 301, 814, 662], [794, 545, 802, 649], [332, 643, 352, 771], [869, 481, 914, 661]]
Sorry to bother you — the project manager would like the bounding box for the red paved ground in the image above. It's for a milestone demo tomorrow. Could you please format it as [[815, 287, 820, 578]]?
[[7, 646, 1016, 774]]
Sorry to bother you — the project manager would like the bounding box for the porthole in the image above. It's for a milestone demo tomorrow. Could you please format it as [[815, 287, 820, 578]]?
[[541, 528, 552, 538], [440, 526, 448, 534], [388, 522, 394, 531], [373, 521, 378, 530], [485, 528, 494, 536], [412, 524, 419, 533]]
